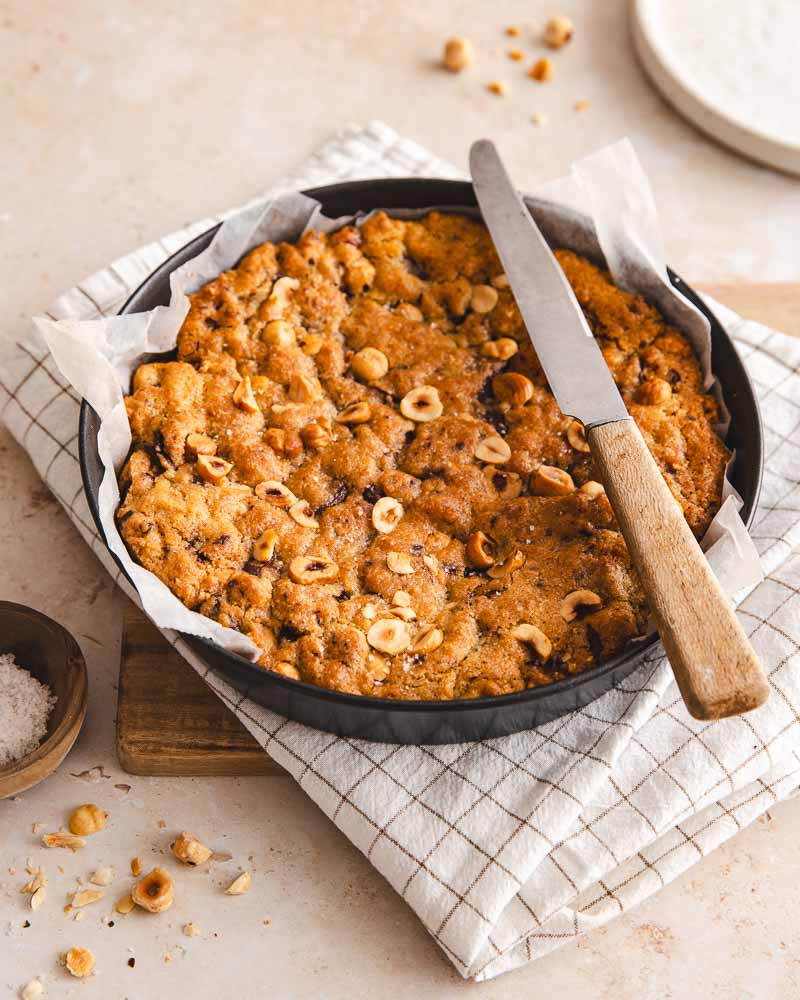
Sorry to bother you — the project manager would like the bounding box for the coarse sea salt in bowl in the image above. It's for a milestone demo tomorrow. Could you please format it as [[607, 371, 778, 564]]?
[[0, 602, 88, 798]]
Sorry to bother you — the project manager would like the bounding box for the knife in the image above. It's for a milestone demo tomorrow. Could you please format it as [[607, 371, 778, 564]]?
[[469, 139, 769, 720]]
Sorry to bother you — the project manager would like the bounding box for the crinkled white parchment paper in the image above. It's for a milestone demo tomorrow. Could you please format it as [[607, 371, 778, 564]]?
[[33, 139, 763, 661]]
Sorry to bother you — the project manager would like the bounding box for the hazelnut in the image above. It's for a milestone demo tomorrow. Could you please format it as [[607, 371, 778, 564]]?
[[172, 831, 212, 866], [185, 432, 217, 456], [409, 625, 444, 655], [396, 302, 423, 321], [254, 480, 297, 508], [263, 276, 300, 320], [367, 618, 412, 655], [529, 57, 554, 82], [68, 804, 107, 837], [197, 454, 233, 484], [289, 499, 319, 529], [392, 590, 412, 607], [567, 420, 591, 453], [350, 347, 389, 382], [132, 867, 175, 913], [580, 480, 605, 499], [183, 921, 202, 937], [443, 36, 473, 73], [508, 48, 524, 61], [471, 284, 499, 313], [475, 435, 511, 464], [635, 378, 673, 405], [130, 857, 142, 877], [466, 530, 497, 569], [481, 337, 518, 360], [487, 548, 526, 579], [491, 273, 510, 289], [487, 81, 509, 96], [387, 551, 414, 575], [114, 893, 135, 914], [232, 375, 260, 414], [368, 652, 391, 681], [288, 373, 322, 404], [253, 528, 278, 562], [422, 554, 439, 572], [560, 589, 603, 623], [372, 496, 404, 534], [544, 15, 574, 48], [301, 418, 333, 450], [288, 556, 339, 584], [390, 605, 416, 622], [492, 372, 534, 406], [71, 889, 105, 908], [263, 319, 296, 346], [511, 623, 552, 661], [273, 661, 301, 680], [298, 332, 324, 356], [264, 427, 286, 453], [530, 465, 575, 497], [225, 871, 252, 896], [42, 832, 85, 851], [400, 385, 443, 422], [64, 946, 95, 978], [336, 401, 372, 424], [21, 980, 43, 1000]]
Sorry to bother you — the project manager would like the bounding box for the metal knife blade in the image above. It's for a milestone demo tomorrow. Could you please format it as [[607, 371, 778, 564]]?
[[469, 139, 630, 430]]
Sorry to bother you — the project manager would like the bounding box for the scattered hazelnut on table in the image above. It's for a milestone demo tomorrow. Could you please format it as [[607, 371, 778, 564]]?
[[487, 80, 509, 96], [225, 871, 252, 896], [443, 36, 474, 73], [63, 946, 95, 978], [544, 15, 574, 48], [68, 803, 107, 836], [172, 831, 213, 867], [528, 58, 554, 82], [132, 867, 174, 913]]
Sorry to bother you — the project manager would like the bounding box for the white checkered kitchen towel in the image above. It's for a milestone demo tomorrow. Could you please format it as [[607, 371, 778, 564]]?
[[3, 123, 800, 981]]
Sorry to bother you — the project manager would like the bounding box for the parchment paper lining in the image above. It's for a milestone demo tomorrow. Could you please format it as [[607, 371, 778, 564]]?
[[34, 139, 763, 664]]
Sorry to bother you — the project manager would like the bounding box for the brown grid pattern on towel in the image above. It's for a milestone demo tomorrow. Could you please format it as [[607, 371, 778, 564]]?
[[3, 123, 800, 981]]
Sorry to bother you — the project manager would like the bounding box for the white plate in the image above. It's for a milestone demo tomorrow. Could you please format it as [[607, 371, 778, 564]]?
[[632, 0, 800, 176]]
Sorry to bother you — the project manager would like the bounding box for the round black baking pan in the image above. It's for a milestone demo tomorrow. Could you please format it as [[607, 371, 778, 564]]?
[[79, 178, 763, 744]]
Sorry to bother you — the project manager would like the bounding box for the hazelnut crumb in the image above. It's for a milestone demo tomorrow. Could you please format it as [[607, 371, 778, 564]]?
[[505, 25, 521, 37], [574, 99, 590, 111], [442, 36, 473, 73], [487, 80, 509, 96], [528, 58, 554, 82], [531, 112, 549, 126], [183, 921, 202, 937], [507, 49, 524, 61]]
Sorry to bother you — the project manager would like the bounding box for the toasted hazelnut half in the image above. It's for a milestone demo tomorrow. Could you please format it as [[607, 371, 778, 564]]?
[[466, 530, 497, 568], [273, 661, 301, 680], [42, 832, 85, 851], [254, 480, 297, 508], [484, 467, 523, 499], [580, 480, 605, 499], [396, 302, 423, 321], [336, 401, 372, 424], [400, 386, 443, 422], [250, 530, 276, 565], [301, 418, 333, 450], [288, 556, 339, 584], [481, 337, 518, 360], [393, 590, 412, 607], [471, 284, 499, 313], [225, 871, 252, 896], [567, 420, 591, 453], [350, 347, 389, 382], [263, 319, 296, 346], [530, 465, 575, 497], [372, 496, 404, 534], [390, 605, 416, 622], [511, 623, 552, 661], [443, 35, 474, 73], [64, 946, 95, 978], [288, 373, 322, 404], [298, 332, 323, 356], [387, 551, 414, 575], [560, 589, 603, 622], [409, 625, 444, 655], [635, 377, 673, 405], [172, 831, 212, 867], [289, 499, 319, 529], [368, 652, 391, 681], [491, 273, 510, 289], [492, 372, 534, 406], [114, 893, 135, 915], [233, 375, 260, 414], [185, 432, 217, 456], [544, 14, 573, 48], [69, 804, 107, 836], [367, 618, 412, 655], [264, 276, 300, 319], [475, 435, 511, 464], [487, 548, 526, 578], [132, 867, 174, 913], [197, 454, 233, 484]]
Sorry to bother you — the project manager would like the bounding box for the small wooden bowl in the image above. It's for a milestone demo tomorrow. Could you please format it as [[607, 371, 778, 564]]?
[[0, 602, 88, 798]]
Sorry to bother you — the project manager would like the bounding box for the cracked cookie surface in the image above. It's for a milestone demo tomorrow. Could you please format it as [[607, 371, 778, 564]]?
[[118, 211, 728, 700]]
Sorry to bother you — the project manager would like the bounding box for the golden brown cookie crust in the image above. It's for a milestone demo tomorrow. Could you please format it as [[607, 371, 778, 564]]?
[[118, 211, 728, 700]]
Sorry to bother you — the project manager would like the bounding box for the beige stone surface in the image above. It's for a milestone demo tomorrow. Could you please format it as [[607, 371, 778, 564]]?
[[1, 1, 799, 996]]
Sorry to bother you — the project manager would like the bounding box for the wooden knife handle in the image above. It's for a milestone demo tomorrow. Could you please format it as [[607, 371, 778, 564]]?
[[588, 419, 769, 720]]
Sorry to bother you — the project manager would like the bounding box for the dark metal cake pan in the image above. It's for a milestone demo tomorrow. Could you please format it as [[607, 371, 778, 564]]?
[[79, 178, 763, 744]]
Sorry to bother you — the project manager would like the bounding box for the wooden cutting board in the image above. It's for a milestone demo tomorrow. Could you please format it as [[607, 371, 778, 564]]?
[[115, 284, 799, 777]]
